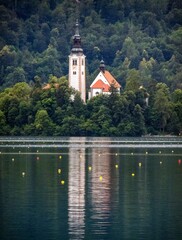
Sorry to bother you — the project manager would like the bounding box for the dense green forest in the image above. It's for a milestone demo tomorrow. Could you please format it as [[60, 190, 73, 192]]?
[[0, 0, 182, 136]]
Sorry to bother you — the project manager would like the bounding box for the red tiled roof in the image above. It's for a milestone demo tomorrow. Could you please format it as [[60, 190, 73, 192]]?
[[43, 83, 59, 90], [103, 70, 121, 88], [91, 79, 110, 92]]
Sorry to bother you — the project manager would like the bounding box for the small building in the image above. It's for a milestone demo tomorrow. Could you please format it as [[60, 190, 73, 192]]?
[[89, 60, 121, 99]]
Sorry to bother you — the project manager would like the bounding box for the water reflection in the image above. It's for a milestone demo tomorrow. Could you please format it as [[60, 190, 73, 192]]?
[[88, 147, 112, 237], [68, 138, 86, 239], [0, 137, 182, 240]]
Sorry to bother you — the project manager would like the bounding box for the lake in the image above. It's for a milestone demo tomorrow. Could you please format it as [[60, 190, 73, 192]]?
[[0, 137, 182, 240]]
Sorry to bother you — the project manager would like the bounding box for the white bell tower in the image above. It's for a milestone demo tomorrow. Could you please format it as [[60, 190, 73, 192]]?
[[69, 20, 86, 102]]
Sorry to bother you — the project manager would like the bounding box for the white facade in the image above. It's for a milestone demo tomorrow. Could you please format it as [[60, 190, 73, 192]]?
[[89, 67, 121, 99], [68, 20, 86, 102], [69, 53, 86, 102], [91, 72, 109, 87]]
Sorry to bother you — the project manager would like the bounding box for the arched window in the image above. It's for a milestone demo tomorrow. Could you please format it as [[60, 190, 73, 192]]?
[[73, 59, 77, 65]]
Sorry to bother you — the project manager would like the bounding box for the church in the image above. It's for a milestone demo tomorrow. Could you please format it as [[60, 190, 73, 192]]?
[[69, 21, 121, 102], [89, 60, 121, 99]]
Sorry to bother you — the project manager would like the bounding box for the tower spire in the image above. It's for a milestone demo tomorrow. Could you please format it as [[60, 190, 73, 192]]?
[[75, 19, 80, 36], [75, 0, 80, 21], [71, 20, 83, 53], [69, 8, 86, 102], [71, 0, 82, 53], [100, 59, 105, 72]]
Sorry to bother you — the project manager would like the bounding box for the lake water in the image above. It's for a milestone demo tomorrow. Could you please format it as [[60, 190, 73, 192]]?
[[0, 137, 182, 240]]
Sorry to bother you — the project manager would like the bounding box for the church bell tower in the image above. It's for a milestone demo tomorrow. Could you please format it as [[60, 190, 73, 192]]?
[[69, 20, 86, 102]]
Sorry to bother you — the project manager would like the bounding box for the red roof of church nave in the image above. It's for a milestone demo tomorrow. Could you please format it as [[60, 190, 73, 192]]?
[[91, 70, 121, 92], [103, 71, 121, 88], [91, 80, 110, 92]]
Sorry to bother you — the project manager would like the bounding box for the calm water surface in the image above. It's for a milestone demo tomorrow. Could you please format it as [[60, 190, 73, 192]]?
[[0, 137, 182, 240]]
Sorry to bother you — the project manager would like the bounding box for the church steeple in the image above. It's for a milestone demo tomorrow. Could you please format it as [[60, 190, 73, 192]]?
[[71, 20, 83, 53], [69, 19, 86, 102], [99, 59, 105, 72]]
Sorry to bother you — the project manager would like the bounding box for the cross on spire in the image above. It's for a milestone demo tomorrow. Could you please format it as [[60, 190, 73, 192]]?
[[75, 19, 80, 36]]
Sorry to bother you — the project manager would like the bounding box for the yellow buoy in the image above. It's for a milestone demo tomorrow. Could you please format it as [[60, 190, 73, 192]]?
[[59, 156, 62, 159], [146, 151, 148, 154], [22, 172, 25, 177], [139, 162, 142, 167], [12, 158, 15, 162], [115, 164, 118, 169], [61, 180, 65, 185], [99, 176, 103, 181], [88, 166, 92, 171], [131, 173, 135, 177], [160, 161, 162, 165], [58, 169, 61, 174]]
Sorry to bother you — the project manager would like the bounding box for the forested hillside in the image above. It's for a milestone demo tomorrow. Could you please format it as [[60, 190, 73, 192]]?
[[0, 0, 182, 136]]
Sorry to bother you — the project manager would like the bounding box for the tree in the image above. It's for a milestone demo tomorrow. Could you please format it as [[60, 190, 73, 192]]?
[[169, 89, 182, 134], [34, 109, 55, 135], [118, 121, 135, 136], [80, 119, 99, 136], [153, 83, 172, 132], [56, 76, 72, 107], [133, 104, 146, 136], [60, 115, 84, 136], [0, 110, 9, 135], [169, 27, 182, 55], [12, 101, 30, 127], [90, 105, 113, 136], [72, 92, 86, 118], [125, 69, 141, 92], [121, 37, 139, 66], [12, 82, 31, 99]]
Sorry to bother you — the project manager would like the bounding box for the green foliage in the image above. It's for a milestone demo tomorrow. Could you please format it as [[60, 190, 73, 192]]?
[[0, 1, 181, 136], [34, 109, 55, 136], [0, 110, 9, 135], [153, 83, 172, 132], [0, 0, 181, 90], [0, 78, 180, 136], [125, 69, 141, 92]]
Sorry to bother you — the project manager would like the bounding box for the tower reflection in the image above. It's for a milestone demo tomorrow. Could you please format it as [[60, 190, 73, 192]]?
[[68, 138, 86, 239], [88, 147, 112, 236]]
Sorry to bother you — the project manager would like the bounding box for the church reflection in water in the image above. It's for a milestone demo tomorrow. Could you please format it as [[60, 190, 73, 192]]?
[[68, 138, 113, 238], [87, 147, 112, 235], [68, 138, 86, 239]]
